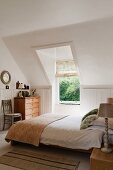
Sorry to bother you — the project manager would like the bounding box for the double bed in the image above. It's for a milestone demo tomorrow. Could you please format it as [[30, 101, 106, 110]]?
[[5, 113, 108, 151]]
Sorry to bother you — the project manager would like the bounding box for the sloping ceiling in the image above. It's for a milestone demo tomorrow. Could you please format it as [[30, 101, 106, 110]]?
[[0, 0, 113, 37], [1, 0, 113, 87]]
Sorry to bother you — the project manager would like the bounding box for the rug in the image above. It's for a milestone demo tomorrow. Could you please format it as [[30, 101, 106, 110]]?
[[0, 147, 80, 170]]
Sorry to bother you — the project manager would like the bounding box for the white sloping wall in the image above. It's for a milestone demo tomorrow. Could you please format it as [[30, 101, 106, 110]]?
[[4, 18, 113, 87], [0, 38, 28, 130]]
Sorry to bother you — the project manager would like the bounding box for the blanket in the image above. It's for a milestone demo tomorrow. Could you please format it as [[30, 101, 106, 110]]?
[[5, 113, 68, 146]]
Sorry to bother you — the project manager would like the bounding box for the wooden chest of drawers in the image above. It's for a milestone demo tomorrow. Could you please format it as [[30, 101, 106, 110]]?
[[14, 97, 40, 120]]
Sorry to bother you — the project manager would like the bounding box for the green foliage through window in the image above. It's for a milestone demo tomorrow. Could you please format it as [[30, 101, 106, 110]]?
[[59, 76, 80, 102]]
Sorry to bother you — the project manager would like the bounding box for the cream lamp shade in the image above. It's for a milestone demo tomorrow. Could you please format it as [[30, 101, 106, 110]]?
[[107, 98, 113, 104], [98, 103, 113, 118]]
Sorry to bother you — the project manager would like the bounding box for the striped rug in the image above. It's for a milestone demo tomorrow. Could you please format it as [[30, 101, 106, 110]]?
[[0, 147, 80, 170]]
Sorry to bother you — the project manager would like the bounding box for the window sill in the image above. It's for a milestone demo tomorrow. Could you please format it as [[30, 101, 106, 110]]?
[[59, 101, 80, 105]]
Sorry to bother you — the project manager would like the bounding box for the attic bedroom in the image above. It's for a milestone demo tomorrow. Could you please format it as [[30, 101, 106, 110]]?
[[1, 0, 113, 170]]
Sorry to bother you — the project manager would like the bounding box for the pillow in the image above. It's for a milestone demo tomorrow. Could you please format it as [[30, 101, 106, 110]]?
[[80, 114, 98, 129], [81, 109, 98, 122], [90, 117, 113, 130]]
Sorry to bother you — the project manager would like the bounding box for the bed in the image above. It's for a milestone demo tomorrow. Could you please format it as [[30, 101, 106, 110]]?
[[5, 112, 109, 151]]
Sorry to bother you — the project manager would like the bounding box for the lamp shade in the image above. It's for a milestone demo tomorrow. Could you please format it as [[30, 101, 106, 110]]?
[[98, 103, 113, 118], [107, 98, 113, 104]]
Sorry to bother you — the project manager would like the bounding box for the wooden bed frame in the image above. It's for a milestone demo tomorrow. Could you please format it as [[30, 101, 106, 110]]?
[[11, 140, 93, 153]]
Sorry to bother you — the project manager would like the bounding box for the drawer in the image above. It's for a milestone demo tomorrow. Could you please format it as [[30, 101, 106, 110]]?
[[25, 103, 32, 109], [25, 98, 32, 104], [25, 115, 32, 119], [32, 102, 39, 107], [33, 98, 39, 103], [25, 108, 32, 115], [32, 107, 39, 114]]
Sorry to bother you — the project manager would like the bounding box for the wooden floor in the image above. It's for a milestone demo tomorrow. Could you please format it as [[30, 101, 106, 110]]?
[[0, 130, 90, 170]]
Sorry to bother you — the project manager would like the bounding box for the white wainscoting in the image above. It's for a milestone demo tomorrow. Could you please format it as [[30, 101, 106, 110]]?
[[36, 86, 52, 115], [80, 86, 113, 115], [36, 86, 113, 117]]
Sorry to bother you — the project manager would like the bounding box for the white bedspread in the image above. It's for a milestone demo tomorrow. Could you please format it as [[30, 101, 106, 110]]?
[[40, 115, 104, 150]]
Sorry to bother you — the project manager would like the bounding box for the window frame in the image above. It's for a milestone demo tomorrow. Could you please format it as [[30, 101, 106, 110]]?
[[56, 76, 80, 105]]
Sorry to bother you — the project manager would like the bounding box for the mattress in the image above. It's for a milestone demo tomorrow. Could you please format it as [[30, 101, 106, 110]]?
[[40, 115, 104, 150]]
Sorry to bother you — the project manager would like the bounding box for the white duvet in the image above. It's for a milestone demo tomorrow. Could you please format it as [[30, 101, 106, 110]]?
[[40, 115, 104, 150]]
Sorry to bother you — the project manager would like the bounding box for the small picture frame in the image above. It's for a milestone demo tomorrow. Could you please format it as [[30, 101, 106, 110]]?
[[6, 85, 9, 89]]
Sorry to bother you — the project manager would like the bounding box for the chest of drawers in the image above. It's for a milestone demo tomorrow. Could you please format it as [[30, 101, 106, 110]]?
[[14, 96, 40, 120]]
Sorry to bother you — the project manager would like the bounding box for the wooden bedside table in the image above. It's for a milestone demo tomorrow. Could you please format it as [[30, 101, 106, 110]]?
[[90, 148, 113, 170]]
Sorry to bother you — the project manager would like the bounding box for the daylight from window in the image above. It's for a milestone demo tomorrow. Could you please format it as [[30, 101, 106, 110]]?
[[59, 76, 80, 103], [56, 59, 80, 104]]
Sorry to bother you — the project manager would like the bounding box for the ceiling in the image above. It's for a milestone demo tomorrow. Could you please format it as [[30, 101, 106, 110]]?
[[2, 0, 113, 87], [1, 0, 113, 37]]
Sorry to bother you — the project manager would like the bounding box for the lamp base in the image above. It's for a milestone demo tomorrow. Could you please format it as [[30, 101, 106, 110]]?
[[101, 147, 112, 153]]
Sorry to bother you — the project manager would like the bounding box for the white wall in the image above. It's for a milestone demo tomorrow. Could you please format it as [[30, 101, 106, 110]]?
[[36, 86, 52, 115], [0, 38, 28, 130], [35, 85, 113, 117], [0, 39, 28, 88], [36, 48, 56, 85], [3, 18, 113, 120], [80, 86, 113, 115]]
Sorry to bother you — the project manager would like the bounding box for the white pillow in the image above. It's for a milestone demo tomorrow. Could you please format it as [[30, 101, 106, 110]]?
[[90, 117, 113, 130]]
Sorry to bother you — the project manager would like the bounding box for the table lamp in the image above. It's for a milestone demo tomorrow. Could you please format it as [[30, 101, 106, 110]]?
[[98, 103, 113, 153], [107, 97, 113, 104]]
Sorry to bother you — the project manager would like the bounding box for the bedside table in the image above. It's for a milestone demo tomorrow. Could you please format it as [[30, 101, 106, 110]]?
[[90, 148, 113, 170]]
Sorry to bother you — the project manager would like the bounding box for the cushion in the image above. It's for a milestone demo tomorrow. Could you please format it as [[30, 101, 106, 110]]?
[[90, 117, 113, 130], [80, 114, 98, 129], [81, 109, 98, 122]]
